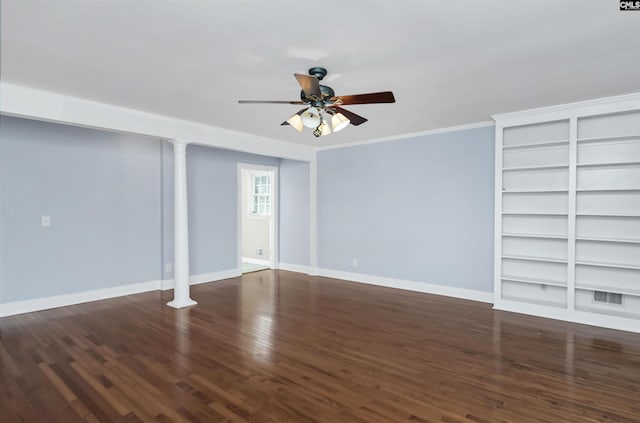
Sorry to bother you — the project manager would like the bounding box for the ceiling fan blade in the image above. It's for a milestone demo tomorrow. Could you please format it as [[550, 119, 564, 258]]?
[[238, 100, 306, 104], [281, 108, 308, 126], [294, 73, 321, 98], [331, 106, 368, 126], [333, 91, 395, 105]]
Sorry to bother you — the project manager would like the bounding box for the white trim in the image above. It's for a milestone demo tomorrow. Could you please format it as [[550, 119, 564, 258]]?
[[494, 300, 640, 334], [0, 82, 314, 161], [492, 92, 640, 127], [161, 268, 241, 290], [567, 117, 578, 312], [237, 163, 279, 271], [493, 122, 504, 304], [242, 257, 270, 266], [0, 280, 162, 317], [278, 262, 312, 274], [317, 268, 493, 303], [0, 269, 242, 317], [316, 121, 495, 151]]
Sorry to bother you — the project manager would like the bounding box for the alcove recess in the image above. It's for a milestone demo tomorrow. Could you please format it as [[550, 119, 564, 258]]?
[[493, 94, 640, 333]]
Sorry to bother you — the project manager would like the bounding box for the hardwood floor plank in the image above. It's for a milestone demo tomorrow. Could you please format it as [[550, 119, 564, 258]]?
[[2, 270, 640, 422]]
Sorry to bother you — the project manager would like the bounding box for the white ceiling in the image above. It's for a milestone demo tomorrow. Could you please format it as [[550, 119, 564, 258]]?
[[1, 0, 639, 147]]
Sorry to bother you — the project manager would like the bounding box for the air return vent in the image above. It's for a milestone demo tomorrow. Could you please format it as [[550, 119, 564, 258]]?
[[594, 291, 623, 305]]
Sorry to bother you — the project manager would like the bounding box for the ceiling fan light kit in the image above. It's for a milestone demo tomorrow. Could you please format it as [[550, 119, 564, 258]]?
[[238, 67, 395, 138]]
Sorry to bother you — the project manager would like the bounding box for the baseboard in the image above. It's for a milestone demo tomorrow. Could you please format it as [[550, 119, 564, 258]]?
[[242, 257, 271, 266], [494, 299, 640, 334], [161, 268, 241, 290], [0, 280, 162, 318], [317, 268, 493, 303], [0, 268, 241, 317], [278, 262, 311, 274]]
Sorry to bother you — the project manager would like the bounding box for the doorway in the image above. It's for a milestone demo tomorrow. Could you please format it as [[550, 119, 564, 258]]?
[[238, 164, 278, 274]]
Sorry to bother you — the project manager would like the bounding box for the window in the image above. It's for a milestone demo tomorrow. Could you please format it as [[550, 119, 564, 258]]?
[[250, 173, 271, 216]]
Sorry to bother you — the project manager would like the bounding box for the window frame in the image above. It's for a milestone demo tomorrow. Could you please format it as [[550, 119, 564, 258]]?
[[248, 172, 272, 217]]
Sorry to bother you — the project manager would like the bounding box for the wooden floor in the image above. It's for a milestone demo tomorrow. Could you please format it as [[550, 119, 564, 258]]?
[[1, 271, 640, 422]]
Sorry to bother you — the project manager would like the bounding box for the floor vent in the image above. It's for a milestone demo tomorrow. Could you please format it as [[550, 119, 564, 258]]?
[[594, 291, 623, 305]]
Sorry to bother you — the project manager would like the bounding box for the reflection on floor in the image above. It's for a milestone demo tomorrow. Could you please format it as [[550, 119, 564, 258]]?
[[242, 261, 269, 274]]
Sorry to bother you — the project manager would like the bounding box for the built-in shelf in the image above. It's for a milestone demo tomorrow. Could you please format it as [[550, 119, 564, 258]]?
[[503, 233, 567, 240], [502, 254, 568, 264], [502, 164, 569, 172], [577, 134, 640, 144], [577, 161, 640, 168], [502, 188, 569, 193], [576, 236, 640, 244], [502, 212, 568, 216], [501, 295, 566, 308], [576, 284, 640, 298], [576, 213, 640, 218], [502, 140, 569, 150], [502, 275, 566, 287], [575, 260, 640, 271], [497, 105, 640, 331]]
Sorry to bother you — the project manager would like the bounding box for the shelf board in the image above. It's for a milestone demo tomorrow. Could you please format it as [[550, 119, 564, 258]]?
[[575, 260, 640, 271], [502, 140, 569, 150], [576, 188, 640, 192], [575, 284, 640, 297], [503, 233, 567, 240], [501, 275, 566, 287], [576, 236, 640, 244], [576, 213, 640, 218], [577, 134, 640, 144], [502, 164, 569, 172], [502, 254, 568, 264], [502, 212, 568, 216], [577, 160, 640, 168], [502, 188, 569, 193]]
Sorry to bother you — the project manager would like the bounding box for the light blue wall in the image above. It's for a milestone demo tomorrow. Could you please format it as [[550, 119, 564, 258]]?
[[279, 159, 310, 266], [160, 143, 281, 277], [317, 126, 495, 292], [0, 116, 163, 302]]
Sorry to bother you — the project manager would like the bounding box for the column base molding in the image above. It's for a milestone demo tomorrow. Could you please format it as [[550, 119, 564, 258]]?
[[166, 299, 197, 309]]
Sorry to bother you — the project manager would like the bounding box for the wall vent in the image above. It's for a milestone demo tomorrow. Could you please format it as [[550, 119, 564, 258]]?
[[594, 291, 623, 305]]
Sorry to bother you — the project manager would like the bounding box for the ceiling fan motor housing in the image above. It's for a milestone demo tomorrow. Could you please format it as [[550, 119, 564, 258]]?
[[300, 84, 336, 105]]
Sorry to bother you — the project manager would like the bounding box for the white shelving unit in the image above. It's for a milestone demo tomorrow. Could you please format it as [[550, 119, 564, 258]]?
[[493, 94, 640, 333]]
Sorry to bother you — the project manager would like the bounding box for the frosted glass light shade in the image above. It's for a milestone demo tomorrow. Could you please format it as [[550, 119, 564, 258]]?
[[286, 114, 304, 132], [319, 119, 332, 136], [331, 113, 350, 132], [301, 107, 322, 128]]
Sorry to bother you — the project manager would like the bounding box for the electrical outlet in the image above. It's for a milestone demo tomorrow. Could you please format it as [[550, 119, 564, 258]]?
[[41, 216, 51, 227], [165, 263, 172, 273], [352, 258, 358, 268], [255, 248, 263, 256]]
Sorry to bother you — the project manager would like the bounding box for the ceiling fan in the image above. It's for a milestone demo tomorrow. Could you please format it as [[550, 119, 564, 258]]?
[[238, 67, 395, 137]]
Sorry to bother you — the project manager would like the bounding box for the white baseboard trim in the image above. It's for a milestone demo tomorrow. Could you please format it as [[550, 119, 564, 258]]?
[[0, 280, 162, 318], [494, 299, 640, 334], [161, 268, 241, 290], [317, 268, 493, 303], [278, 262, 311, 274], [0, 268, 241, 317], [242, 257, 271, 266]]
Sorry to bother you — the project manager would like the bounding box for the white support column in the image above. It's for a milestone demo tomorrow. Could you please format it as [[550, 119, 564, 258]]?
[[308, 155, 318, 275], [167, 139, 197, 309]]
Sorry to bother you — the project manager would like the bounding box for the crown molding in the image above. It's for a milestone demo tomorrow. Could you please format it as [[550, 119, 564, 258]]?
[[315, 121, 495, 151], [492, 92, 640, 126]]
